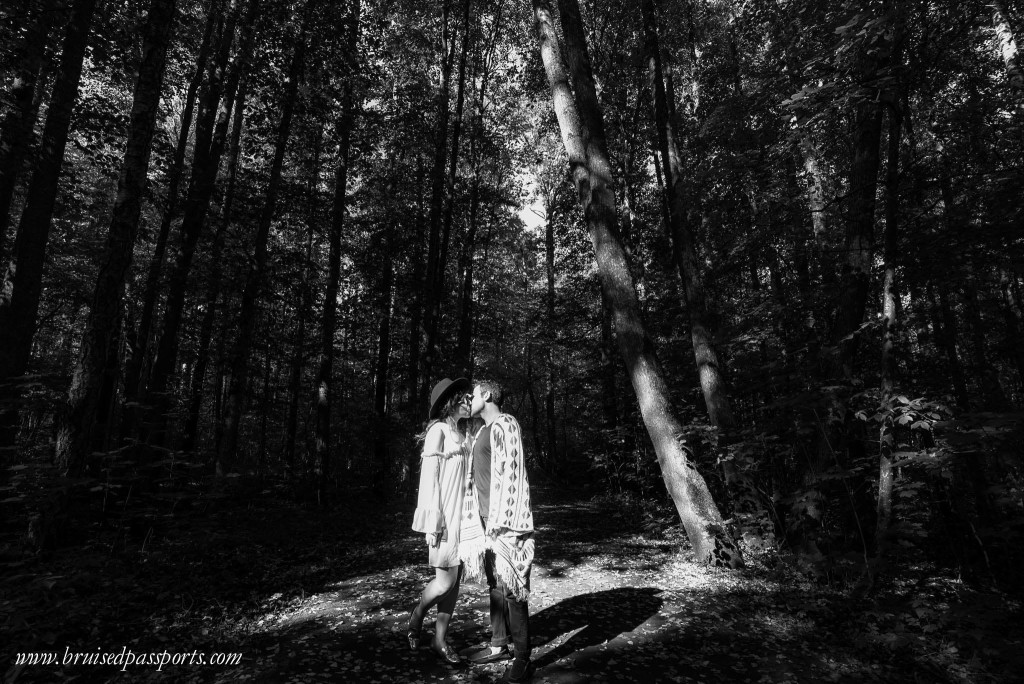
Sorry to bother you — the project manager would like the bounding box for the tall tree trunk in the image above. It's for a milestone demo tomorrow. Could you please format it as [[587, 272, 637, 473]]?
[[0, 0, 59, 260], [285, 134, 319, 466], [872, 95, 904, 591], [144, 1, 255, 445], [372, 233, 394, 497], [435, 0, 471, 300], [0, 0, 99, 448], [218, 13, 306, 472], [827, 101, 883, 380], [315, 0, 360, 506], [992, 0, 1024, 94], [181, 74, 247, 454], [534, 0, 741, 567], [55, 0, 179, 475], [640, 0, 735, 436], [599, 286, 618, 430], [641, 0, 770, 546], [544, 200, 557, 463], [123, 0, 220, 416], [419, 0, 456, 404], [406, 156, 426, 408], [880, 109, 901, 397]]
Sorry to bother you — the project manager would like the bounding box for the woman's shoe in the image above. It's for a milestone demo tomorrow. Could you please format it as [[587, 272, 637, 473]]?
[[406, 629, 421, 651], [431, 641, 464, 666]]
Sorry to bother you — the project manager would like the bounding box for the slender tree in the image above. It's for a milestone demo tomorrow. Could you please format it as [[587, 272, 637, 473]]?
[[143, 0, 256, 445], [315, 0, 360, 504], [218, 8, 308, 472], [181, 73, 249, 454], [124, 0, 220, 413]]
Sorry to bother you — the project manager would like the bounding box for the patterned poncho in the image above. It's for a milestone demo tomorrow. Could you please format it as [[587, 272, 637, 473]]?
[[459, 414, 535, 601]]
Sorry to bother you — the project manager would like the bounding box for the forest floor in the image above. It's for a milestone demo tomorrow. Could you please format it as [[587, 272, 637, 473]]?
[[2, 476, 1023, 684]]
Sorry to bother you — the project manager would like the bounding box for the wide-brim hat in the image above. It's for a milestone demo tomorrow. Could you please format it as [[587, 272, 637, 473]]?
[[428, 377, 471, 420]]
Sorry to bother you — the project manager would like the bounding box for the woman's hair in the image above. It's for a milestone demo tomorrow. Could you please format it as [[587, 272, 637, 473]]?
[[416, 392, 467, 443]]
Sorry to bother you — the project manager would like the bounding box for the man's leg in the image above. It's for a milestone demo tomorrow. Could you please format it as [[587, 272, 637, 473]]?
[[485, 548, 510, 649], [502, 573, 530, 660]]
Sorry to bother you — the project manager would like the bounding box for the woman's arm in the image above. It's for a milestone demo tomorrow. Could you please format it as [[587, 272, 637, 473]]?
[[412, 423, 445, 534]]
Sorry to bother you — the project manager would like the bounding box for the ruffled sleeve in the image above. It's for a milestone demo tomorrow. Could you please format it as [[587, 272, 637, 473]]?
[[412, 424, 445, 533]]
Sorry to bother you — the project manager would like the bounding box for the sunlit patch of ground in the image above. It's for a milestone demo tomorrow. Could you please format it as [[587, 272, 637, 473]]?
[[3, 485, 1021, 683]]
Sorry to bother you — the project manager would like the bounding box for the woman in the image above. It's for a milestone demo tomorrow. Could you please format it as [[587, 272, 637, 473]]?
[[408, 377, 472, 666]]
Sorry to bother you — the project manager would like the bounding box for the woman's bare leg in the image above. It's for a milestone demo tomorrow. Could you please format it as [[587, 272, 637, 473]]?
[[410, 566, 459, 634], [432, 565, 463, 647]]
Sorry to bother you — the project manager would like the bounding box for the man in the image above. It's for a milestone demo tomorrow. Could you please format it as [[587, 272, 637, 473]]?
[[466, 379, 535, 682]]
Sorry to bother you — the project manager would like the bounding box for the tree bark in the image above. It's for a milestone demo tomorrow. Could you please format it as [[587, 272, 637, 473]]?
[[0, 0, 100, 448], [123, 0, 220, 416], [218, 12, 306, 472], [315, 0, 360, 505], [144, 0, 255, 445], [0, 0, 59, 261], [992, 0, 1024, 94], [55, 0, 179, 475], [534, 0, 741, 567]]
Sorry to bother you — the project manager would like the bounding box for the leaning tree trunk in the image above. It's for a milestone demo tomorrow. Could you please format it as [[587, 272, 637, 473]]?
[[55, 0, 179, 476], [123, 0, 220, 417], [0, 0, 59, 260], [144, 1, 255, 446], [0, 0, 100, 449], [315, 0, 360, 506], [640, 0, 771, 549], [218, 14, 306, 472], [534, 0, 741, 567]]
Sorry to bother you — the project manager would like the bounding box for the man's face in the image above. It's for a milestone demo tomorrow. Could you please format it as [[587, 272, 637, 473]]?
[[470, 385, 487, 416]]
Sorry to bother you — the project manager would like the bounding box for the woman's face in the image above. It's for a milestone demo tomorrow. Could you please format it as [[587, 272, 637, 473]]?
[[454, 393, 472, 419]]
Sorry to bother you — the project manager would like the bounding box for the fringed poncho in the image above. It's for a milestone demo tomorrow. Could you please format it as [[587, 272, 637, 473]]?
[[459, 414, 535, 601]]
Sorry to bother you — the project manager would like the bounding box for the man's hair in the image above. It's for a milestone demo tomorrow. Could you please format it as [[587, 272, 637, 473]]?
[[475, 379, 503, 407]]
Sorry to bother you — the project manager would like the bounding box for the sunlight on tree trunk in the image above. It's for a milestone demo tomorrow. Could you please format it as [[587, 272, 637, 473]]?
[[534, 0, 741, 568]]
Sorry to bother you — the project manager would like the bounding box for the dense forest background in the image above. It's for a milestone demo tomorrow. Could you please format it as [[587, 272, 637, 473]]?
[[1, 0, 1023, 602]]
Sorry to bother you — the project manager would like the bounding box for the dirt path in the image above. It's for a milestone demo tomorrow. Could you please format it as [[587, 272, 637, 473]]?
[[3, 484, 1021, 683]]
